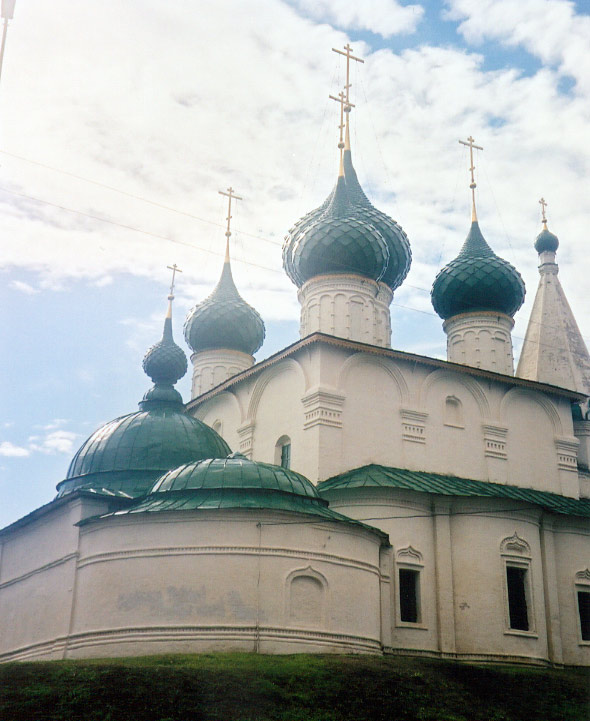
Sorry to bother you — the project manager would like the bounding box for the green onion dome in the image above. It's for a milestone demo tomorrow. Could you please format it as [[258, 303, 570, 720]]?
[[115, 453, 387, 538], [283, 149, 411, 290], [57, 305, 230, 499], [534, 226, 559, 254], [184, 258, 265, 356], [431, 221, 525, 320]]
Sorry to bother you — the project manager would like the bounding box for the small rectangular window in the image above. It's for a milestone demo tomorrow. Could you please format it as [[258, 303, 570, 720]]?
[[280, 443, 291, 469], [506, 565, 529, 631], [578, 590, 590, 641], [399, 568, 420, 623]]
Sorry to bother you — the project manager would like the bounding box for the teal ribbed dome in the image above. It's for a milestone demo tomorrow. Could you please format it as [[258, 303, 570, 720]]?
[[431, 221, 525, 320], [283, 149, 411, 290], [114, 454, 388, 537], [184, 259, 265, 355], [152, 453, 319, 498], [57, 305, 230, 499], [534, 226, 559, 254]]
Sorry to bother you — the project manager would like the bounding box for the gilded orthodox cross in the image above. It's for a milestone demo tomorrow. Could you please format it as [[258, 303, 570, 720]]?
[[219, 187, 243, 261], [539, 197, 548, 227], [332, 43, 364, 108], [166, 263, 182, 301], [459, 135, 483, 221]]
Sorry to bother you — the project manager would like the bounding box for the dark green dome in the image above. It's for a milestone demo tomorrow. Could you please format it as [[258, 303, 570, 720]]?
[[113, 454, 388, 538], [431, 221, 525, 320], [534, 226, 559, 254], [57, 409, 230, 499], [152, 453, 319, 498], [184, 259, 265, 355], [283, 149, 411, 290], [57, 303, 230, 499], [143, 310, 188, 385]]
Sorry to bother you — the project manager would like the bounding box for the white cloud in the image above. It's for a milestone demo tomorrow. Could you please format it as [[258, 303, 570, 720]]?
[[445, 0, 590, 91], [10, 280, 38, 294], [28, 430, 78, 455], [291, 0, 424, 37], [0, 441, 30, 457], [0, 0, 589, 338]]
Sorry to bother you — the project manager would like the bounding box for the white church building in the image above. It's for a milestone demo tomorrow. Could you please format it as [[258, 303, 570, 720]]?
[[1, 52, 589, 667]]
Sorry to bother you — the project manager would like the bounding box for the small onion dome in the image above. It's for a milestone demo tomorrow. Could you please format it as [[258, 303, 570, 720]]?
[[184, 260, 265, 356], [143, 311, 187, 386], [57, 308, 230, 499], [534, 227, 559, 254], [112, 453, 388, 538], [431, 221, 525, 320], [283, 149, 411, 290]]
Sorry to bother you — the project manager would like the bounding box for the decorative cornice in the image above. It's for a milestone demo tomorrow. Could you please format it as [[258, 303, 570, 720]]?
[[575, 568, 590, 582], [77, 545, 381, 575], [555, 437, 579, 472], [186, 332, 586, 411], [301, 387, 346, 429], [237, 421, 255, 458], [400, 409, 428, 444], [482, 424, 508, 460]]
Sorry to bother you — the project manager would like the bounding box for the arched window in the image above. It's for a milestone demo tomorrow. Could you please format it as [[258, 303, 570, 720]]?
[[274, 435, 291, 469], [212, 420, 223, 437], [444, 396, 463, 427]]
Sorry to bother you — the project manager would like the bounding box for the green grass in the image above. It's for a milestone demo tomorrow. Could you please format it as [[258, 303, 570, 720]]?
[[0, 653, 588, 721]]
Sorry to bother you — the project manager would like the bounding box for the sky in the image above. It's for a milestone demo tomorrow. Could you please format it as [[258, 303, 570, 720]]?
[[1, 0, 589, 528]]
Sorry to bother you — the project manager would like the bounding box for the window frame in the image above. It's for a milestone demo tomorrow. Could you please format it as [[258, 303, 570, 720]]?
[[500, 533, 537, 637], [395, 546, 427, 630], [574, 569, 590, 645]]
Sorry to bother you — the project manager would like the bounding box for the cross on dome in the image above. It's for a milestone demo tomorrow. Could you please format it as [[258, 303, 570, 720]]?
[[218, 186, 243, 262], [539, 197, 548, 227], [459, 135, 483, 222], [167, 263, 182, 301]]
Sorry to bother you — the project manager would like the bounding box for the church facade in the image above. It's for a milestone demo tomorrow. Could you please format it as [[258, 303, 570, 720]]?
[[1, 54, 589, 667]]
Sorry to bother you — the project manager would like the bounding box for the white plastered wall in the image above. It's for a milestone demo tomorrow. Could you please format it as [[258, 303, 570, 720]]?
[[192, 341, 580, 497]]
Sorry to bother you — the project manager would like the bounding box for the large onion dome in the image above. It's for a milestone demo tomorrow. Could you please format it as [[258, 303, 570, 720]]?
[[184, 256, 265, 356], [283, 148, 411, 290], [57, 301, 230, 499], [431, 220, 525, 320], [112, 453, 386, 538], [534, 226, 559, 254]]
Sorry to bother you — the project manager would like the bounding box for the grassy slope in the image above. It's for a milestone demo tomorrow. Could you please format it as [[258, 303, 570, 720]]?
[[0, 653, 588, 721]]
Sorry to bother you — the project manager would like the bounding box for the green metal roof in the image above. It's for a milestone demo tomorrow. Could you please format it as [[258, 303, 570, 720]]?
[[57, 305, 230, 499], [431, 221, 525, 319], [151, 455, 319, 497], [56, 408, 231, 499], [184, 259, 265, 355], [104, 455, 388, 541], [318, 464, 590, 518], [283, 149, 411, 291]]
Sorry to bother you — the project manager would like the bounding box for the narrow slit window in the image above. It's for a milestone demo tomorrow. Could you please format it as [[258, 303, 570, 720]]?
[[578, 590, 590, 641], [399, 568, 420, 623], [506, 566, 529, 631]]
